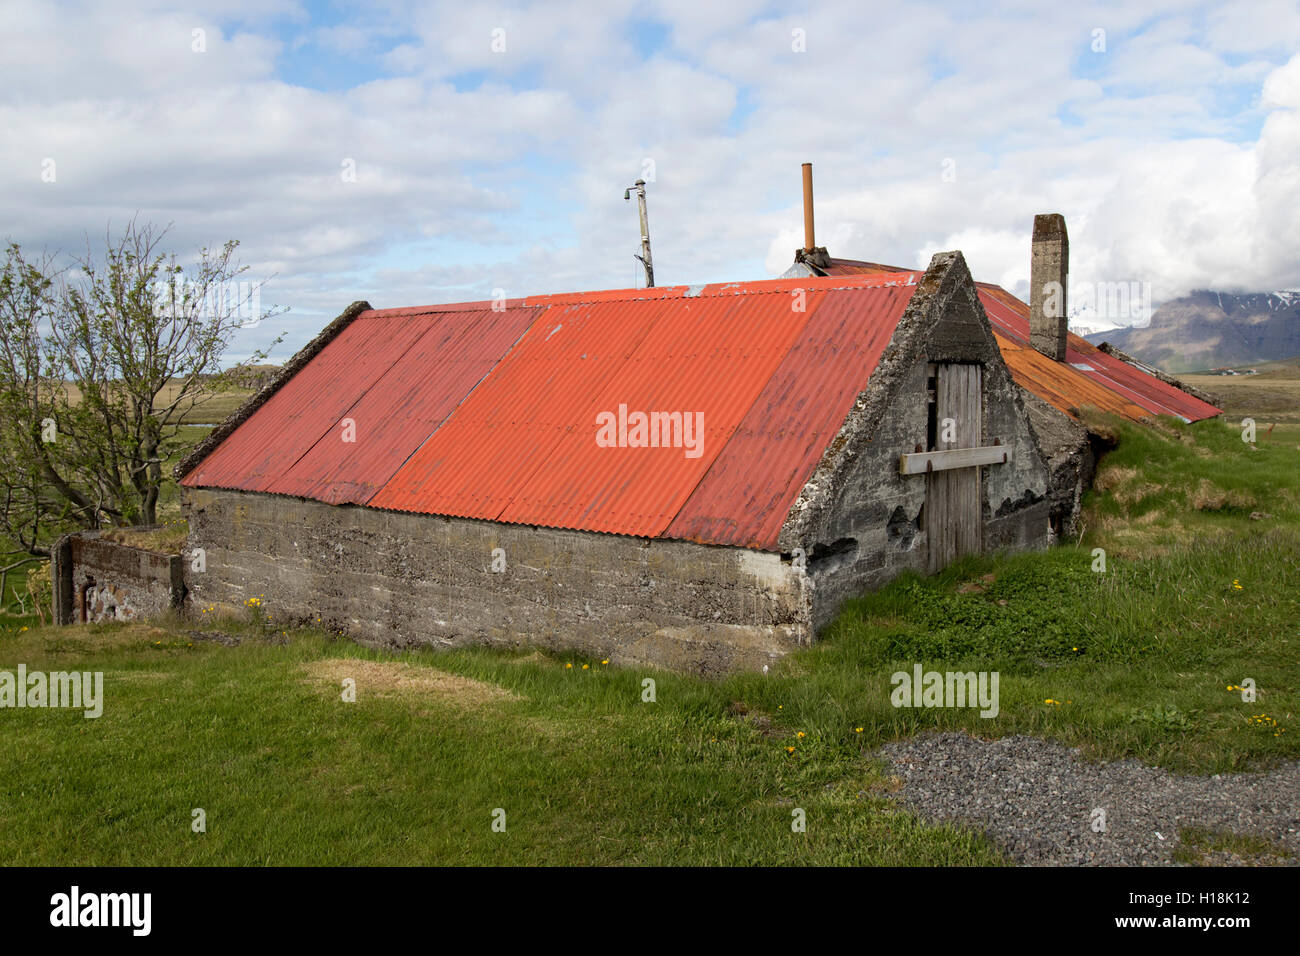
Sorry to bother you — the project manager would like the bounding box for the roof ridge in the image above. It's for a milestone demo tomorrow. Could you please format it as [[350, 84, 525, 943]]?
[[361, 272, 923, 318]]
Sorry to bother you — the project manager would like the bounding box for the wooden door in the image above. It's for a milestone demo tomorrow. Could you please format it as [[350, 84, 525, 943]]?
[[926, 364, 983, 572]]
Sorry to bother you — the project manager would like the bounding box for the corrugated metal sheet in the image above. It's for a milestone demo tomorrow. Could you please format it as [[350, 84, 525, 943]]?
[[977, 287, 1221, 422], [369, 295, 676, 524], [496, 287, 824, 537], [666, 283, 916, 548], [265, 307, 541, 504], [187, 273, 920, 550], [821, 259, 1222, 423], [186, 254, 1215, 551], [181, 313, 433, 491], [369, 274, 921, 540]]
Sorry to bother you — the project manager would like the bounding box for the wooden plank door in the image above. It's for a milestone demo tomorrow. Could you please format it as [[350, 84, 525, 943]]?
[[926, 363, 983, 572]]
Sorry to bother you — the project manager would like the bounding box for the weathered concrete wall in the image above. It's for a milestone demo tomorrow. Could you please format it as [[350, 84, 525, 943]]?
[[783, 252, 1052, 631], [52, 532, 186, 625], [182, 487, 811, 676], [1020, 392, 1099, 539]]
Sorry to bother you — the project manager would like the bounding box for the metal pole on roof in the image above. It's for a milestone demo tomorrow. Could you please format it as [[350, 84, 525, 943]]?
[[802, 163, 816, 251], [624, 179, 654, 288]]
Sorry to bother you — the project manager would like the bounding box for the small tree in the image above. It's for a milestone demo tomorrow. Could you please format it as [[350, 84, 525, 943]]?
[[0, 220, 284, 556], [0, 244, 68, 559]]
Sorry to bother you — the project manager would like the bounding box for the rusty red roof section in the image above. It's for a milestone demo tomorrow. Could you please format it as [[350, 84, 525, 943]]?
[[666, 284, 915, 547], [819, 259, 1221, 423], [183, 273, 921, 550]]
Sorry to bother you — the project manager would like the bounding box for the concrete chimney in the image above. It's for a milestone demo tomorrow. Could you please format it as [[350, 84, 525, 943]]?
[[1029, 213, 1069, 361]]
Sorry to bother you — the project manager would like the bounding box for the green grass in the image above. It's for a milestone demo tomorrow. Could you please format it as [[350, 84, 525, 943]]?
[[0, 620, 998, 865], [0, 416, 1296, 864], [1173, 827, 1292, 866]]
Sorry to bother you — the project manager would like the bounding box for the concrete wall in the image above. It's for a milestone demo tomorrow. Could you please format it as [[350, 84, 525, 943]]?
[[783, 252, 1052, 631], [52, 532, 186, 625], [182, 487, 811, 676], [800, 355, 1050, 632]]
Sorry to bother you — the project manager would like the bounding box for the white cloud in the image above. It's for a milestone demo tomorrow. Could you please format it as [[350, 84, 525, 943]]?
[[2, 0, 1299, 360]]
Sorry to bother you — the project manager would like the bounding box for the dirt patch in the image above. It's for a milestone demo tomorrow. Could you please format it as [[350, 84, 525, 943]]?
[[303, 658, 521, 711], [1094, 465, 1138, 492], [1190, 479, 1257, 511], [114, 670, 172, 683], [1114, 482, 1163, 506], [184, 629, 242, 646]]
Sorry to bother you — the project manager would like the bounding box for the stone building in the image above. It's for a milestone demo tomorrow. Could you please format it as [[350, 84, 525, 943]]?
[[783, 200, 1221, 535], [174, 250, 1052, 673]]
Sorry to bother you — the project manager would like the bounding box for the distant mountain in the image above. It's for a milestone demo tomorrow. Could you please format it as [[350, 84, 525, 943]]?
[[1083, 290, 1300, 373]]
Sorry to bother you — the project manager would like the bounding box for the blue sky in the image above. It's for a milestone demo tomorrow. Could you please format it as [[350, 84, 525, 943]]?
[[3, 0, 1299, 359]]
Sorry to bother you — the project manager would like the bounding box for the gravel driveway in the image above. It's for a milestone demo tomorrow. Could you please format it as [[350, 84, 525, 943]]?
[[875, 732, 1300, 866]]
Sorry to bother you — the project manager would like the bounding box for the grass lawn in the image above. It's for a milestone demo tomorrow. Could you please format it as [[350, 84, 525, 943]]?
[[1, 416, 1296, 865]]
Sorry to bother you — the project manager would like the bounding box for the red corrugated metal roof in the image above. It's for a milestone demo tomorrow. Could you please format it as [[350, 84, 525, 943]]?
[[820, 259, 1221, 423], [495, 289, 824, 537], [977, 288, 1220, 422], [181, 312, 433, 492], [666, 284, 916, 547], [266, 307, 541, 504], [185, 273, 920, 550]]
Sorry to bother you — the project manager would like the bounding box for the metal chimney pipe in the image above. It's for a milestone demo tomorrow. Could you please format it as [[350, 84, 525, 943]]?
[[802, 163, 815, 252]]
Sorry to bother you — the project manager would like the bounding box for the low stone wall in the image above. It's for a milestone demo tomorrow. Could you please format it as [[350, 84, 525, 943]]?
[[51, 532, 187, 626], [183, 487, 813, 676]]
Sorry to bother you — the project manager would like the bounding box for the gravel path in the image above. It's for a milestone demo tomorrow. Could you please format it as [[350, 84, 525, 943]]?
[[874, 732, 1300, 866]]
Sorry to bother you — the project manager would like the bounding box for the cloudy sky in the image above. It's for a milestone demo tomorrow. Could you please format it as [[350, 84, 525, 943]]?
[[4, 0, 1299, 359]]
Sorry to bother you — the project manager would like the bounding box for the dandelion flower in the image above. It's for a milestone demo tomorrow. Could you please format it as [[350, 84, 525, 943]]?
[[785, 746, 795, 754], [582, 664, 589, 670], [796, 731, 806, 738], [855, 727, 863, 733]]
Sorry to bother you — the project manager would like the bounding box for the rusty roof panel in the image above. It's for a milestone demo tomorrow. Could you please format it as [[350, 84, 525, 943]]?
[[978, 289, 1220, 422], [180, 313, 434, 491], [365, 273, 921, 542], [823, 258, 1220, 423], [994, 333, 1149, 420], [823, 258, 909, 276], [264, 307, 542, 504], [496, 287, 831, 537], [666, 283, 915, 549], [367, 297, 675, 522]]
